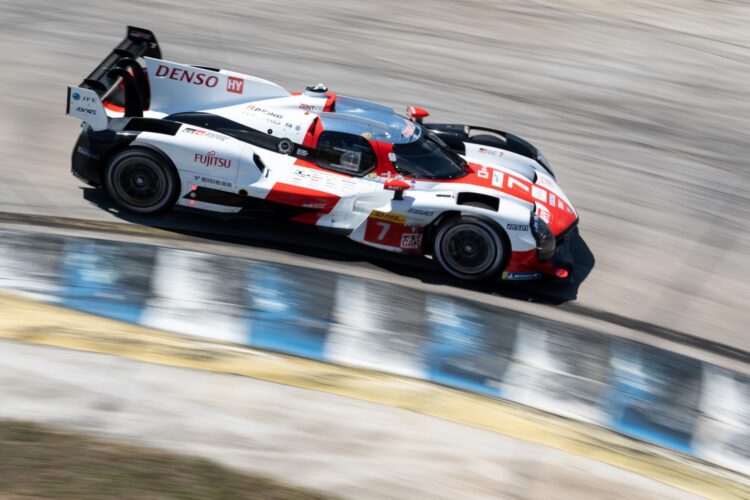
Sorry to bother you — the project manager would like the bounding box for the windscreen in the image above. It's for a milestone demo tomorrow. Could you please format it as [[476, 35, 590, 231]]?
[[392, 130, 468, 180]]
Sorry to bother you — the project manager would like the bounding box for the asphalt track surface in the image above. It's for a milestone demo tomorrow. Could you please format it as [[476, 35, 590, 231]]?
[[0, 0, 748, 349]]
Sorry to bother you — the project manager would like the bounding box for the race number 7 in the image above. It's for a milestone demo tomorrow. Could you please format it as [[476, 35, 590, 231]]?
[[375, 221, 390, 241]]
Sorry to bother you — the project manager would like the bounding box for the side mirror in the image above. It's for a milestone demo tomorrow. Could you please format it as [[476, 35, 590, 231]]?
[[406, 105, 429, 123], [384, 178, 411, 201]]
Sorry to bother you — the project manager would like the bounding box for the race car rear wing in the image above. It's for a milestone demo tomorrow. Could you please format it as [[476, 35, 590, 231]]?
[[66, 26, 160, 128], [66, 26, 291, 129]]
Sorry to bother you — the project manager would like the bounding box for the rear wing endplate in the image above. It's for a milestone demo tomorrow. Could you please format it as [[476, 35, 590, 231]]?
[[69, 26, 160, 123], [66, 86, 108, 131]]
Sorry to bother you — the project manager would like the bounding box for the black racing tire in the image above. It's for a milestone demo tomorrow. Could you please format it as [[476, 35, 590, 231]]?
[[104, 148, 178, 214], [433, 207, 509, 281]]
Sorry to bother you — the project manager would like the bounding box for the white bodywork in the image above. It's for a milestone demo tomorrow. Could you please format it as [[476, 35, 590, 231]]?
[[66, 58, 577, 260]]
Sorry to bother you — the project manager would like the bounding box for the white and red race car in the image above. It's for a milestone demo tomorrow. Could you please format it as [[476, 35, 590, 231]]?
[[67, 27, 577, 282]]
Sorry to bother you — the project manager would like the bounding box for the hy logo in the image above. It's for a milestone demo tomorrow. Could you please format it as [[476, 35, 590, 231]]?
[[226, 76, 244, 94]]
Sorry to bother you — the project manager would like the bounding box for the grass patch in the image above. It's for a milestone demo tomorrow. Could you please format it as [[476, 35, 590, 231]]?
[[0, 420, 332, 499]]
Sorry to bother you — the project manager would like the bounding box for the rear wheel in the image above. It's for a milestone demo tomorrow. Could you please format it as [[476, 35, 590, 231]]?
[[104, 148, 178, 214], [433, 210, 508, 281]]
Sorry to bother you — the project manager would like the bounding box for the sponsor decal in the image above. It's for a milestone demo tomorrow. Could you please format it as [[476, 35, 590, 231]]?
[[408, 208, 434, 216], [531, 185, 547, 202], [299, 103, 319, 111], [297, 148, 309, 157], [477, 167, 490, 179], [537, 204, 552, 223], [549, 193, 556, 207], [302, 201, 327, 209], [492, 170, 504, 188], [182, 127, 229, 141], [245, 104, 283, 120], [364, 215, 422, 250], [75, 106, 97, 115], [193, 175, 232, 188], [154, 64, 218, 88], [400, 233, 423, 249], [369, 210, 406, 224], [502, 271, 542, 281], [506, 224, 529, 231], [69, 91, 95, 104], [226, 76, 244, 94], [193, 151, 232, 168]]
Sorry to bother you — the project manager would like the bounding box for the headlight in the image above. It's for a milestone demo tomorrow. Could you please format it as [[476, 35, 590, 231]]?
[[530, 212, 556, 261]]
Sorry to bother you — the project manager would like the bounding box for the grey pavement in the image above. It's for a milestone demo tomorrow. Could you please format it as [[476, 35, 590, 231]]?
[[0, 0, 747, 347]]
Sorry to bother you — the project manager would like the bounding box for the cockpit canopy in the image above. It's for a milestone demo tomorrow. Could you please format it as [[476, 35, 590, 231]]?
[[315, 97, 467, 179], [320, 96, 420, 145]]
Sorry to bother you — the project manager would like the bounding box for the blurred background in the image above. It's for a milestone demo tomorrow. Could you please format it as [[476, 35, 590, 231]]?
[[0, 0, 749, 498]]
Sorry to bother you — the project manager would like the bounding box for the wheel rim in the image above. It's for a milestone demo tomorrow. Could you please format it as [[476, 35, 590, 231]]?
[[111, 156, 169, 209], [439, 223, 499, 276]]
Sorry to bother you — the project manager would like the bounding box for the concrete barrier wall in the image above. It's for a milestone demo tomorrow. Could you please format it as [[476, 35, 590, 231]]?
[[2, 228, 748, 474]]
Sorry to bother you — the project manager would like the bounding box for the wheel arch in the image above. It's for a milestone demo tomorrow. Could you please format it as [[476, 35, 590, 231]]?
[[103, 142, 182, 191], [99, 117, 183, 184], [103, 144, 182, 213], [424, 206, 511, 271], [431, 211, 512, 280]]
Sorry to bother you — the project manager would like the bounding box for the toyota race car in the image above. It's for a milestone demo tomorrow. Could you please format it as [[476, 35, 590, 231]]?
[[66, 27, 578, 282]]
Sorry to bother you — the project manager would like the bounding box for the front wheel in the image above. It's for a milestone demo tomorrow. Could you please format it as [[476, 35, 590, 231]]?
[[433, 215, 508, 281], [104, 148, 178, 214]]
